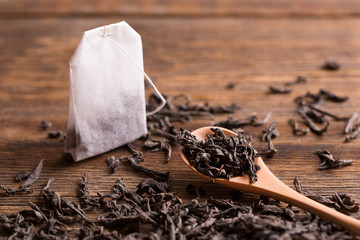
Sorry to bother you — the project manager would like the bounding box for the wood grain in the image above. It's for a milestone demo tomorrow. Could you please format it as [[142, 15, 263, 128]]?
[[1, 0, 360, 18], [0, 6, 360, 225]]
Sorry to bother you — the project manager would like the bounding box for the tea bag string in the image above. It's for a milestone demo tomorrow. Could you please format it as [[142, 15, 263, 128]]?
[[100, 28, 166, 116]]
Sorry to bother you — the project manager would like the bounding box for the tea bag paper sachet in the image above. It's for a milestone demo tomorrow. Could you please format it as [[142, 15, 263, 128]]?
[[65, 21, 165, 162]]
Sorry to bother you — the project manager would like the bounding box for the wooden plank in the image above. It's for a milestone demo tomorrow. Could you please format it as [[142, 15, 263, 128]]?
[[0, 17, 360, 218], [1, 0, 360, 18]]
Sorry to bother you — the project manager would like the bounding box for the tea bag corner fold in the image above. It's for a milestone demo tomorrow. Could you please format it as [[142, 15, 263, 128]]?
[[65, 22, 150, 162]]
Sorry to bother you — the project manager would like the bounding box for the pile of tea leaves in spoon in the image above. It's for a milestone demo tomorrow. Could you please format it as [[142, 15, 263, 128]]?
[[177, 128, 260, 183]]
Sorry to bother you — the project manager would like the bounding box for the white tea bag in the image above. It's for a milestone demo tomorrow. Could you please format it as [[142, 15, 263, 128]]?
[[65, 21, 165, 161]]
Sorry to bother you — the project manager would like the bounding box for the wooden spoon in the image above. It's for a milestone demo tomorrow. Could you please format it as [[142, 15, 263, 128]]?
[[179, 126, 360, 235]]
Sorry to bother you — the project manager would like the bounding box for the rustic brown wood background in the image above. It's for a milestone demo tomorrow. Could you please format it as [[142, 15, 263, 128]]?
[[1, 0, 360, 222]]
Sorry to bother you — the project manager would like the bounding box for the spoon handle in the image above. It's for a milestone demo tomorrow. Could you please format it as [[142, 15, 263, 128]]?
[[258, 174, 360, 235]]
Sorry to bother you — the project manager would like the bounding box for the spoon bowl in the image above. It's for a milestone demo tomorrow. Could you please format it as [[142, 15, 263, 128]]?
[[180, 126, 360, 235]]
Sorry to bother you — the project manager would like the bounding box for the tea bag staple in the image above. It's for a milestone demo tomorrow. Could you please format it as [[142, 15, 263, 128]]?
[[65, 21, 165, 161]]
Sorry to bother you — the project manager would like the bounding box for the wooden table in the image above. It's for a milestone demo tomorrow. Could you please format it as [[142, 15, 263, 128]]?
[[1, 0, 360, 225]]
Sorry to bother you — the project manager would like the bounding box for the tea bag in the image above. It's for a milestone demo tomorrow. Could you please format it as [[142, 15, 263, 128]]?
[[65, 21, 165, 161]]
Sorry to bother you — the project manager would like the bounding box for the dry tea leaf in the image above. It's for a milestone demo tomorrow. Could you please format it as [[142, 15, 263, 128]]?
[[316, 149, 353, 170], [14, 170, 30, 182], [268, 85, 291, 94], [39, 121, 52, 130], [323, 58, 341, 71], [177, 128, 260, 183], [144, 139, 171, 162], [105, 156, 120, 173], [21, 159, 44, 189]]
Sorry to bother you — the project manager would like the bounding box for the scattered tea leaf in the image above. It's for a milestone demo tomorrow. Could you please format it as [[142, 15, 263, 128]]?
[[345, 124, 360, 142], [80, 174, 101, 207], [319, 89, 348, 102], [105, 156, 120, 173], [258, 121, 279, 157], [21, 159, 44, 189], [226, 82, 236, 89], [136, 178, 169, 195], [285, 75, 307, 86], [315, 149, 353, 170], [288, 119, 309, 135], [48, 130, 62, 139], [39, 121, 52, 130], [144, 139, 172, 162], [0, 185, 33, 196], [120, 154, 169, 181], [298, 106, 330, 135], [323, 58, 341, 71], [344, 113, 358, 134], [268, 85, 291, 94], [14, 170, 30, 182]]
